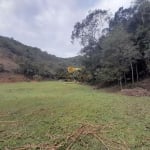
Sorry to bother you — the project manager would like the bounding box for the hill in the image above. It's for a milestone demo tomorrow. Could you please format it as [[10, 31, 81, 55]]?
[[0, 36, 82, 80]]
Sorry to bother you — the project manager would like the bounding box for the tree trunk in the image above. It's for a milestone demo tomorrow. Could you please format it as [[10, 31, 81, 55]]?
[[130, 62, 134, 85], [141, 13, 145, 25], [136, 64, 139, 82], [119, 77, 123, 90], [124, 72, 127, 86]]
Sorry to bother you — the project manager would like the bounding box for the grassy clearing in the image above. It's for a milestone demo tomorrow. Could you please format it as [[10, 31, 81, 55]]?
[[0, 81, 150, 149]]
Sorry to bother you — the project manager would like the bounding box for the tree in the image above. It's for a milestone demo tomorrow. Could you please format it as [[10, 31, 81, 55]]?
[[71, 10, 110, 83], [100, 26, 140, 86], [71, 0, 150, 87], [71, 9, 110, 47]]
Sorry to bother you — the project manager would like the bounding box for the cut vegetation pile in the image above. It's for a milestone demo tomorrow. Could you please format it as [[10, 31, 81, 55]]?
[[121, 88, 150, 97], [12, 123, 129, 150]]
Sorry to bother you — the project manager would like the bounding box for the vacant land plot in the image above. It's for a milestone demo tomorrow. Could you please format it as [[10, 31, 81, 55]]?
[[0, 81, 150, 149]]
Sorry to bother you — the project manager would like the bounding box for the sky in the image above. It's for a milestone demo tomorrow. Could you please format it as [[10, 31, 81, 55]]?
[[0, 0, 132, 58]]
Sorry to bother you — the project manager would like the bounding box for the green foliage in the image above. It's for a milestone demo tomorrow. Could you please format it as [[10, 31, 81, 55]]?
[[55, 68, 69, 80], [72, 0, 150, 86], [72, 10, 110, 46]]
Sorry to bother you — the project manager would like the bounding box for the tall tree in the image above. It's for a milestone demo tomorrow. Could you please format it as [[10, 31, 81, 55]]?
[[71, 0, 150, 86], [71, 9, 110, 46], [101, 26, 140, 85]]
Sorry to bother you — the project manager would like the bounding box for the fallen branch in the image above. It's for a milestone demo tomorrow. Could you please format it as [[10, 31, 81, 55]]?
[[12, 123, 130, 150]]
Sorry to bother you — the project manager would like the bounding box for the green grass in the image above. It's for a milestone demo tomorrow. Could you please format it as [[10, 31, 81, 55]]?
[[0, 81, 150, 149]]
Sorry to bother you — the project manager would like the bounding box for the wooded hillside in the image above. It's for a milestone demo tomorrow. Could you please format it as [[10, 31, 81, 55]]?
[[0, 36, 82, 80]]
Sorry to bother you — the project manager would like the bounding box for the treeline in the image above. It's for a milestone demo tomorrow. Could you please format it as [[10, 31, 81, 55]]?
[[71, 0, 150, 88]]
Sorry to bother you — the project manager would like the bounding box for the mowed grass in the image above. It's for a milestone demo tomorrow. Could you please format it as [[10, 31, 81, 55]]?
[[0, 81, 150, 149]]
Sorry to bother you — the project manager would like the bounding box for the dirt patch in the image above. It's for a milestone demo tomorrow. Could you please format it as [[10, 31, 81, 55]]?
[[136, 78, 150, 91], [0, 56, 19, 72], [0, 73, 29, 83], [121, 87, 150, 97]]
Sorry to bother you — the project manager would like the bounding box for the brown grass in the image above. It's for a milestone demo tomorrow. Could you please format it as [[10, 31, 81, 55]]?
[[11, 123, 130, 150]]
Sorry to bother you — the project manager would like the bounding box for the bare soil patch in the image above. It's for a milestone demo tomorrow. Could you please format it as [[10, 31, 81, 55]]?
[[0, 73, 29, 83], [121, 87, 150, 97], [0, 56, 18, 71]]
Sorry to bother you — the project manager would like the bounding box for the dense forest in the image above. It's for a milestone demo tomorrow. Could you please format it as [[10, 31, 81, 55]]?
[[71, 0, 150, 88]]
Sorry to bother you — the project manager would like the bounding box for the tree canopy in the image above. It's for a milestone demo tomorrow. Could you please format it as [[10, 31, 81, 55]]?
[[71, 0, 150, 87]]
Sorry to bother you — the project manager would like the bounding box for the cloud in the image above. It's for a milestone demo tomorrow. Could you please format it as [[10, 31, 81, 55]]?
[[93, 0, 132, 12], [0, 0, 132, 58]]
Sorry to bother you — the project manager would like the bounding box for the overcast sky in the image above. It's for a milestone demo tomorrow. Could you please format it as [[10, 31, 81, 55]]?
[[0, 0, 132, 58]]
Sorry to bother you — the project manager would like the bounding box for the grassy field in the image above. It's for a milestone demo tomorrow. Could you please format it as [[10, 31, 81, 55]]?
[[0, 81, 150, 149]]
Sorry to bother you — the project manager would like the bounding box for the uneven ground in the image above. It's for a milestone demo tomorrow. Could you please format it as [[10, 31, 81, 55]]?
[[0, 81, 150, 149], [0, 73, 28, 83], [0, 53, 19, 72]]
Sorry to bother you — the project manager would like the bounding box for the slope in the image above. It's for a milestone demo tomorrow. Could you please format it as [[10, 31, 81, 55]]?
[[0, 36, 82, 80]]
